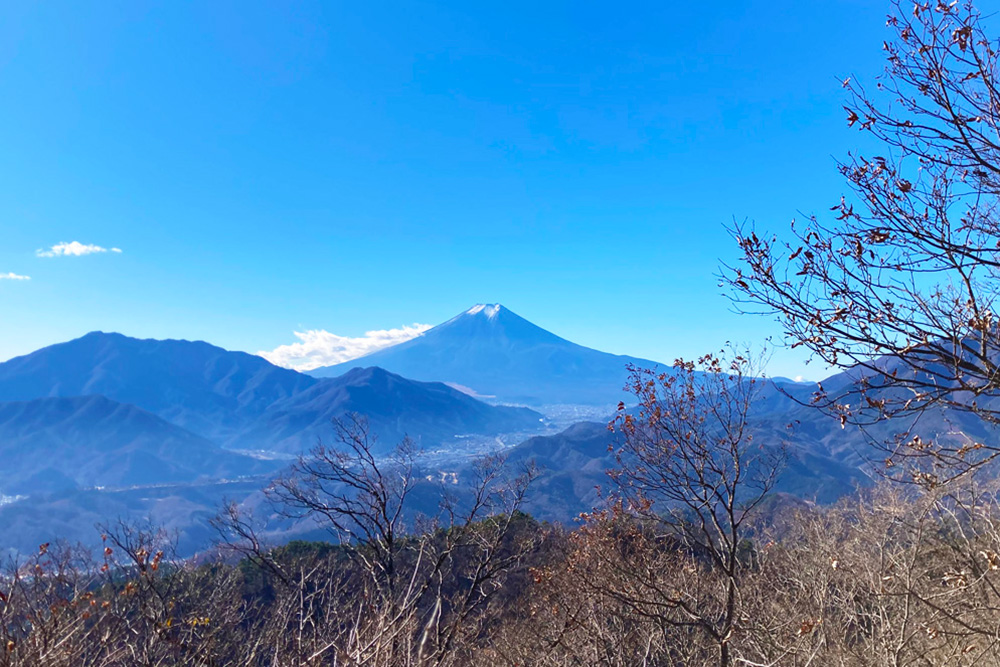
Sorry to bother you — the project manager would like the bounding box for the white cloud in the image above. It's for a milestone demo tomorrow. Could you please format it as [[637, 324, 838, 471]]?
[[259, 323, 433, 371], [0, 272, 30, 281], [36, 242, 123, 258]]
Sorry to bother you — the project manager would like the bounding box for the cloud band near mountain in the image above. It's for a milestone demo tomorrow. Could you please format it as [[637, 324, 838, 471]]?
[[259, 324, 432, 371]]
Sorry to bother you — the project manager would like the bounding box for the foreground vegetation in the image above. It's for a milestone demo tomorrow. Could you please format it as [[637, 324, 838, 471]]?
[[7, 473, 1000, 665], [4, 349, 1000, 667]]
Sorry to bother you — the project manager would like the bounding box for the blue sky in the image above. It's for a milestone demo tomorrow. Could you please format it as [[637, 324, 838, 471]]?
[[0, 1, 889, 379]]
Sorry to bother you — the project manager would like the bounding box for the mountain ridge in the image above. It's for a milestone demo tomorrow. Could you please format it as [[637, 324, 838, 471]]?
[[311, 304, 664, 406], [0, 331, 547, 455], [236, 365, 544, 453], [0, 394, 279, 495], [0, 331, 317, 443]]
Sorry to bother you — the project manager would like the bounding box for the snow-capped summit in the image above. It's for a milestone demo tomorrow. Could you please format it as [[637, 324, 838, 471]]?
[[465, 303, 503, 319], [455, 303, 507, 321], [465, 303, 504, 320], [310, 304, 663, 406]]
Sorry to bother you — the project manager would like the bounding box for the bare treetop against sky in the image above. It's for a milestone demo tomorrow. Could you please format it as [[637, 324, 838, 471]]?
[[0, 1, 890, 379]]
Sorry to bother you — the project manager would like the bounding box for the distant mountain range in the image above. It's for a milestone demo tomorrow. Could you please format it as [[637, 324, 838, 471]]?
[[0, 321, 554, 556], [0, 331, 544, 457], [310, 304, 662, 406], [234, 366, 543, 453], [1, 302, 985, 559], [506, 417, 872, 521], [0, 395, 278, 495], [0, 331, 314, 443]]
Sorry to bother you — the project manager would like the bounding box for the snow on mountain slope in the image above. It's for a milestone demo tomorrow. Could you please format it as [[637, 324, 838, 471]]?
[[310, 304, 663, 406]]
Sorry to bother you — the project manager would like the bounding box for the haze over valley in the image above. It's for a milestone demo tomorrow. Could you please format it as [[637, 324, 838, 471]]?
[[0, 302, 950, 557]]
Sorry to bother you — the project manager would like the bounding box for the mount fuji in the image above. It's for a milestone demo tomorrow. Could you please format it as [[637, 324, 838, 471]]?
[[310, 304, 663, 406]]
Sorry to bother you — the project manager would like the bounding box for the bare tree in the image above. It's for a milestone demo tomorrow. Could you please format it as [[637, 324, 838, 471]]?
[[582, 351, 786, 667], [727, 0, 1000, 478], [268, 413, 419, 608], [0, 523, 254, 667], [221, 413, 540, 666]]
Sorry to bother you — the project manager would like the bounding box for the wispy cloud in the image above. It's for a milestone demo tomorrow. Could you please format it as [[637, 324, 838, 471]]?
[[0, 272, 30, 281], [259, 324, 432, 371], [36, 242, 123, 258]]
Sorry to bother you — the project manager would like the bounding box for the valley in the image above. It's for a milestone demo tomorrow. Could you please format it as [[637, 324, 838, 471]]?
[[0, 302, 962, 557]]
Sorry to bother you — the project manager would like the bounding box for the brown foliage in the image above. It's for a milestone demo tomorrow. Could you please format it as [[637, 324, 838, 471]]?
[[727, 0, 1000, 479]]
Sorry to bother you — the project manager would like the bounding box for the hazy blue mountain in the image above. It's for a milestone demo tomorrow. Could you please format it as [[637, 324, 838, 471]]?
[[239, 366, 545, 453], [505, 418, 870, 520], [503, 421, 620, 519], [0, 395, 278, 496], [0, 332, 316, 443], [0, 318, 982, 559], [0, 478, 268, 559], [311, 304, 663, 406], [0, 332, 543, 455], [0, 413, 871, 559], [752, 365, 1000, 470]]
